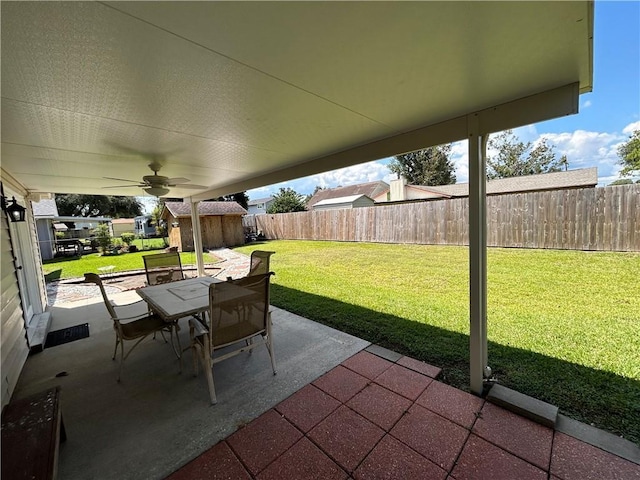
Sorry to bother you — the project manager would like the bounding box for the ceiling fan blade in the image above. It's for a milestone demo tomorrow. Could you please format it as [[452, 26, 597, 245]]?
[[103, 176, 140, 183], [165, 177, 191, 185], [102, 184, 144, 189], [171, 184, 208, 189]]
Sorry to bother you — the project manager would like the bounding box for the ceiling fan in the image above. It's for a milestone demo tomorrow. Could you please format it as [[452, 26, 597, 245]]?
[[103, 161, 207, 197]]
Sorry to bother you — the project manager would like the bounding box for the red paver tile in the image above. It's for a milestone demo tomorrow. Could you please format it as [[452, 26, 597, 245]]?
[[550, 432, 640, 480], [347, 383, 411, 431], [341, 350, 394, 379], [275, 384, 341, 433], [227, 409, 302, 475], [166, 441, 251, 480], [313, 365, 370, 403], [397, 356, 442, 378], [374, 364, 432, 400], [417, 380, 484, 429], [257, 437, 347, 480], [451, 434, 547, 480], [308, 405, 385, 473], [472, 402, 553, 470], [354, 434, 448, 480], [390, 404, 468, 471]]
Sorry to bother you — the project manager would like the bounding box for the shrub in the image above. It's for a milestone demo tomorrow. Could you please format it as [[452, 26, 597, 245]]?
[[121, 232, 135, 246], [92, 224, 112, 254]]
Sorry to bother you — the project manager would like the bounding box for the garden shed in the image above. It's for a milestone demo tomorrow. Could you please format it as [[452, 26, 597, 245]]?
[[162, 201, 247, 251]]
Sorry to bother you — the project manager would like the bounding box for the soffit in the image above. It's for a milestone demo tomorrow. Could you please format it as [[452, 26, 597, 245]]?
[[1, 1, 593, 199]]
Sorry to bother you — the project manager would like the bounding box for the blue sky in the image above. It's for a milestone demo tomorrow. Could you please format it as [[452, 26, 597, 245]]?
[[247, 2, 640, 201]]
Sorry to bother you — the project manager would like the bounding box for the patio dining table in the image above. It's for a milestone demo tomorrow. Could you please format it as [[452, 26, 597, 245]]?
[[136, 276, 221, 323]]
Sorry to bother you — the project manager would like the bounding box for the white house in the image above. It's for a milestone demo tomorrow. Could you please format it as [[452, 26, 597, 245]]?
[[247, 197, 274, 215]]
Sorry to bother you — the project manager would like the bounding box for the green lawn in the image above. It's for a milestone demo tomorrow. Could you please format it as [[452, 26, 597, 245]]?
[[234, 240, 640, 444], [42, 250, 220, 282]]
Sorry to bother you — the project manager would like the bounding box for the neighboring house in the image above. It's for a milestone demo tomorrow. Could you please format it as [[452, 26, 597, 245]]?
[[31, 197, 110, 261], [111, 218, 135, 238], [134, 215, 156, 237], [306, 181, 389, 209], [247, 197, 274, 215], [312, 194, 375, 211], [161, 201, 247, 251], [383, 167, 598, 203]]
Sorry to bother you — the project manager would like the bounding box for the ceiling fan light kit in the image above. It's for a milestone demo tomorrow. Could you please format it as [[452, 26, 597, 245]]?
[[144, 186, 170, 197]]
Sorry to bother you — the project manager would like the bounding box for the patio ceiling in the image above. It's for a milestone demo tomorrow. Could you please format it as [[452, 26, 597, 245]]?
[[1, 2, 592, 200]]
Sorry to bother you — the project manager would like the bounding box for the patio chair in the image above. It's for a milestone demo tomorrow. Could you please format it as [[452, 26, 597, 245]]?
[[143, 252, 184, 286], [84, 273, 181, 382], [248, 250, 275, 276], [189, 272, 276, 404]]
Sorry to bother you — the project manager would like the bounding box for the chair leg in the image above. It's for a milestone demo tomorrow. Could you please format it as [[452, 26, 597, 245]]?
[[169, 324, 183, 374], [112, 336, 120, 361], [117, 338, 125, 382], [266, 314, 276, 375], [201, 336, 216, 405]]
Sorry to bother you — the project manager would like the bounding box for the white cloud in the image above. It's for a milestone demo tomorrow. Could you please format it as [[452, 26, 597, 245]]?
[[248, 123, 637, 198], [623, 121, 640, 135], [581, 99, 592, 109]]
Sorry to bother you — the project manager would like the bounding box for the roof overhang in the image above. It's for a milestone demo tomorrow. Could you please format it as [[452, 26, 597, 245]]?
[[1, 2, 593, 200]]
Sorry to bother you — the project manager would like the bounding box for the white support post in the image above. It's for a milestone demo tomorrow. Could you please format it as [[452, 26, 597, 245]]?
[[189, 199, 205, 277], [468, 113, 489, 395]]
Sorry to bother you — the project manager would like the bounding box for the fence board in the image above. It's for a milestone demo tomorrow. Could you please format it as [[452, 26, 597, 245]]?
[[249, 185, 639, 252]]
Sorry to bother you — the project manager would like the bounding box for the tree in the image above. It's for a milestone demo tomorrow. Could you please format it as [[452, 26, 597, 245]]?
[[306, 185, 326, 203], [608, 178, 634, 186], [92, 223, 112, 254], [150, 202, 168, 246], [388, 145, 456, 186], [56, 194, 143, 217], [486, 130, 568, 179], [213, 192, 249, 209], [617, 129, 640, 178], [267, 188, 306, 214]]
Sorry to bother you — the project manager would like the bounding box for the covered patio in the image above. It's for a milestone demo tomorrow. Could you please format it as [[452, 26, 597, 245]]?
[[5, 1, 638, 478]]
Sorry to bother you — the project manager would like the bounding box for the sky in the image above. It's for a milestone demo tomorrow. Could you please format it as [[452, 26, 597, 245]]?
[[246, 2, 640, 201]]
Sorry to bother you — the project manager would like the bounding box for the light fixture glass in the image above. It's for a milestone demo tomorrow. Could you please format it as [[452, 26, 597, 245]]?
[[2, 196, 26, 222], [144, 186, 170, 197]]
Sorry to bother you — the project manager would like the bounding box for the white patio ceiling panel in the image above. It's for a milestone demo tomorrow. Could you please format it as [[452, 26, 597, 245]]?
[[1, 1, 592, 199]]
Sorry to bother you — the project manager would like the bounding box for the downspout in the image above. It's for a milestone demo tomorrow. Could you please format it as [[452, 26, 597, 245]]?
[[468, 113, 490, 395], [189, 199, 205, 277]]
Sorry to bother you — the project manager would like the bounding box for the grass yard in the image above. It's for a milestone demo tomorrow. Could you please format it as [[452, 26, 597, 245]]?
[[42, 250, 220, 281], [235, 240, 640, 444]]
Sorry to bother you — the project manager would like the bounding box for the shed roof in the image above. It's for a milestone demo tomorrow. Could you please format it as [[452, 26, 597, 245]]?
[[163, 201, 247, 218], [307, 181, 389, 208], [111, 218, 135, 224]]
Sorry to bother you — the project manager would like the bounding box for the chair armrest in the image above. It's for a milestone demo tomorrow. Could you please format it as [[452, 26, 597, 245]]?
[[188, 317, 209, 336]]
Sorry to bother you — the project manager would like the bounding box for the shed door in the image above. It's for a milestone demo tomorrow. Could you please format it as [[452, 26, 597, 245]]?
[[1, 213, 30, 407]]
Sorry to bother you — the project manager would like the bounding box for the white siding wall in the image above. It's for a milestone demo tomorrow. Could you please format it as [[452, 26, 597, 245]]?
[[0, 213, 29, 408]]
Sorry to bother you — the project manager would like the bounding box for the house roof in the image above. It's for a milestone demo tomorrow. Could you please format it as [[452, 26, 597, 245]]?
[[409, 168, 598, 198], [307, 181, 389, 208], [31, 198, 59, 217], [313, 194, 373, 207], [163, 201, 247, 218], [111, 218, 135, 224], [248, 197, 274, 206], [1, 2, 592, 200]]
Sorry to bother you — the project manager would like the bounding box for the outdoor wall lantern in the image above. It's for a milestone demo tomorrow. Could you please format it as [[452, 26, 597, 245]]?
[[171, 221, 179, 228], [1, 196, 27, 222]]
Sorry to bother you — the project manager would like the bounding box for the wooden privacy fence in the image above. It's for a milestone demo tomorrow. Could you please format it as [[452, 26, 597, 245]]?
[[247, 185, 640, 252]]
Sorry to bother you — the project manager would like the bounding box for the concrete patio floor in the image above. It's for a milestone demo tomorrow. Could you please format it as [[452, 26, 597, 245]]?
[[13, 289, 640, 480]]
